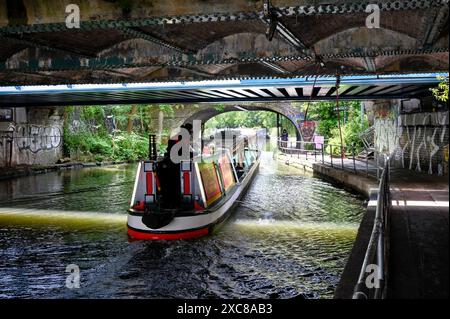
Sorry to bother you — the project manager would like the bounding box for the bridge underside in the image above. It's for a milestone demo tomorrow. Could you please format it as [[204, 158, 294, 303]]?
[[0, 0, 448, 86], [0, 74, 442, 107]]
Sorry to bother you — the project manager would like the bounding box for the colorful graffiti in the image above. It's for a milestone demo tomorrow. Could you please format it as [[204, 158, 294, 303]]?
[[300, 121, 316, 142], [373, 102, 397, 119]]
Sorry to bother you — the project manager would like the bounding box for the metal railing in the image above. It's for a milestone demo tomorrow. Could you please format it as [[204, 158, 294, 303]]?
[[359, 126, 375, 150], [352, 157, 391, 299], [277, 139, 322, 160], [277, 138, 381, 179]]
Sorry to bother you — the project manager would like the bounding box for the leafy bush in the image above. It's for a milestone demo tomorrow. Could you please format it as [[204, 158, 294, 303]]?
[[64, 131, 113, 158], [64, 129, 149, 162], [326, 107, 369, 156], [112, 132, 149, 161], [63, 105, 160, 162], [88, 136, 113, 157], [81, 105, 105, 122], [431, 76, 449, 102]]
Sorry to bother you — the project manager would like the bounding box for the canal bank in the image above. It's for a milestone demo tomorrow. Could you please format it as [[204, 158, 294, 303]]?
[[278, 153, 449, 299], [0, 161, 130, 181], [277, 153, 378, 197]]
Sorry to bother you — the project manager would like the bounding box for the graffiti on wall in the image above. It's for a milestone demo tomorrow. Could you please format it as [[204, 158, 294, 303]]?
[[375, 119, 398, 155], [373, 102, 397, 120], [395, 112, 449, 175], [15, 124, 62, 153], [398, 126, 449, 174], [300, 121, 316, 142]]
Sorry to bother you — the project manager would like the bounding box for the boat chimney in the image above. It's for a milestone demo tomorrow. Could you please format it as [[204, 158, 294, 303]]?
[[149, 134, 157, 160]]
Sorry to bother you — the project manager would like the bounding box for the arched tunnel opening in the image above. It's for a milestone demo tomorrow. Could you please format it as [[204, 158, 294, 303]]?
[[182, 107, 302, 145]]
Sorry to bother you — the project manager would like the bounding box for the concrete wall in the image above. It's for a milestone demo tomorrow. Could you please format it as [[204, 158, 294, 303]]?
[[365, 100, 449, 175], [0, 107, 63, 167], [396, 111, 449, 175]]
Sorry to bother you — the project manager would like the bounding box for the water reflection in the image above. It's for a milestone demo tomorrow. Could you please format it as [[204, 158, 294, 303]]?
[[0, 165, 135, 212]]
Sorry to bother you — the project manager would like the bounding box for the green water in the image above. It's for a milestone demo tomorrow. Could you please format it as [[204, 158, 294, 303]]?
[[0, 151, 366, 299]]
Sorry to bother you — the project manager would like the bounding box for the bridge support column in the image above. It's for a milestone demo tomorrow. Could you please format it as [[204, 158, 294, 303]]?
[[295, 129, 302, 145], [363, 99, 400, 156]]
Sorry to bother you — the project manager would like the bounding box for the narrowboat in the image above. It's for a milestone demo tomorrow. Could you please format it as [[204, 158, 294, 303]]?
[[127, 132, 261, 240]]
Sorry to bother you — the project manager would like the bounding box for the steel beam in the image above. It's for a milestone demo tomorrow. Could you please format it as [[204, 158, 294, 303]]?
[[259, 61, 290, 74], [0, 93, 434, 108], [262, 1, 308, 51], [362, 57, 377, 73], [0, 0, 447, 34], [118, 27, 194, 54], [420, 6, 449, 47], [0, 73, 442, 107], [0, 34, 95, 59], [261, 16, 308, 51], [0, 47, 446, 73]]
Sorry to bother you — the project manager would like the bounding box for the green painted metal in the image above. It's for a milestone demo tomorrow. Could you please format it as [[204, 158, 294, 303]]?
[[0, 47, 446, 73]]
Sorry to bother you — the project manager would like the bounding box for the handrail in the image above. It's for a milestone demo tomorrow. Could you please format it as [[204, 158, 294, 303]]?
[[352, 156, 390, 299], [276, 138, 384, 178], [359, 126, 375, 150]]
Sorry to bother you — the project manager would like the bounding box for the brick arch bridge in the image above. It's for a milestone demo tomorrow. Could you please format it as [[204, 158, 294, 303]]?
[[152, 103, 308, 142]]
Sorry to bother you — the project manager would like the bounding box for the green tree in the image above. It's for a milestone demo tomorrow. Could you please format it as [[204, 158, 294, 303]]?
[[431, 76, 449, 102], [327, 105, 369, 155], [63, 104, 168, 162], [205, 110, 278, 130]]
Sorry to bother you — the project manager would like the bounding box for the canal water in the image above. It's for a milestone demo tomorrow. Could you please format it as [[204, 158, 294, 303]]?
[[0, 151, 366, 299]]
